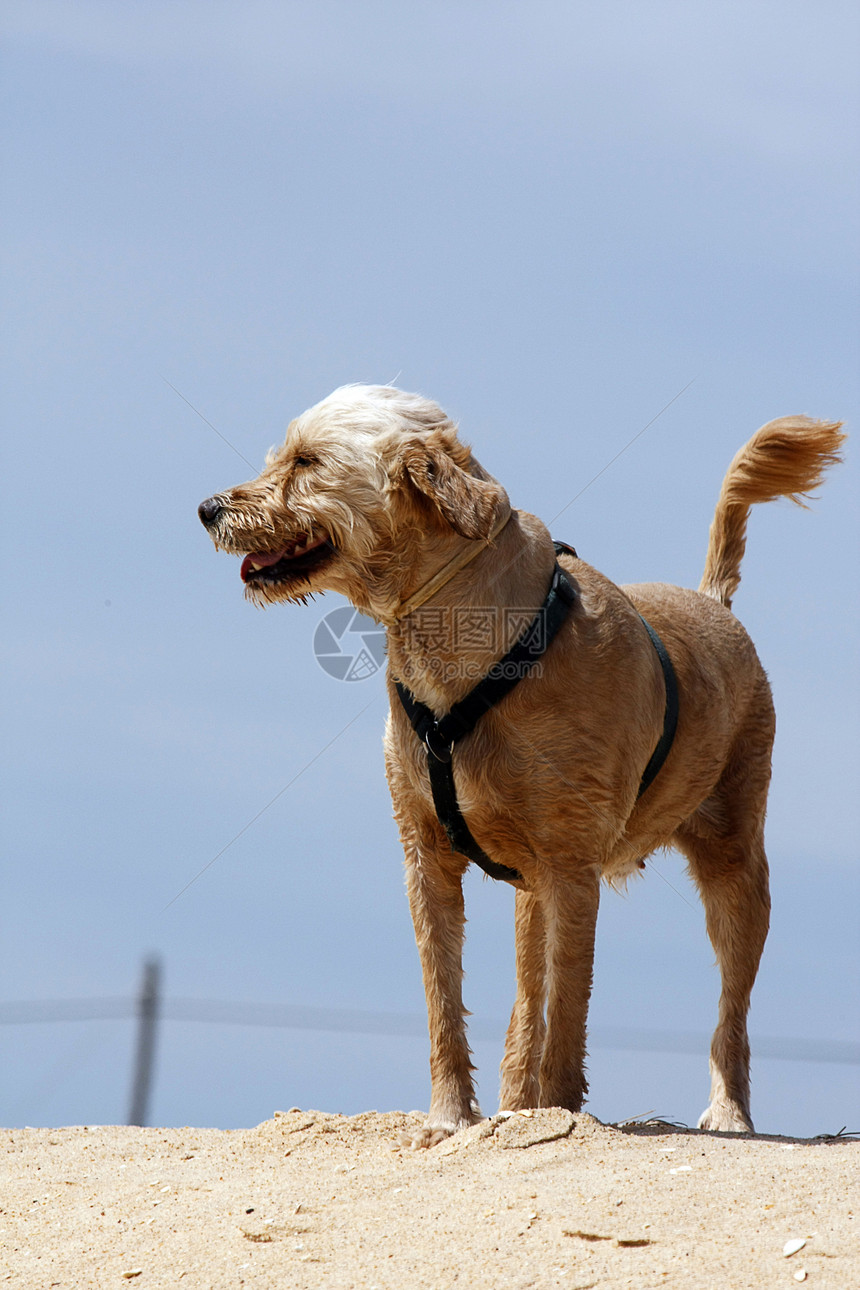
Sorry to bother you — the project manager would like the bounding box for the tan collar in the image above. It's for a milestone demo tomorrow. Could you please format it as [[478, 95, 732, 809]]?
[[385, 509, 512, 626]]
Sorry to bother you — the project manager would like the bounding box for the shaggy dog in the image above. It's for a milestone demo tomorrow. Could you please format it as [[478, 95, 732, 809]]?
[[199, 385, 844, 1145]]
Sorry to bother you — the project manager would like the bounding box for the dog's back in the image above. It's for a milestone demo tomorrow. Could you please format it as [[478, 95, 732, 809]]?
[[612, 414, 845, 859]]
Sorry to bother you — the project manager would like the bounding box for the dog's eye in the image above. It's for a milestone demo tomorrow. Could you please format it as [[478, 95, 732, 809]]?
[[294, 455, 315, 468]]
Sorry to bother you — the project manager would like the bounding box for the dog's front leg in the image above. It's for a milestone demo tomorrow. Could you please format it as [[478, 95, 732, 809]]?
[[499, 888, 547, 1111], [536, 863, 601, 1112], [403, 847, 481, 1148]]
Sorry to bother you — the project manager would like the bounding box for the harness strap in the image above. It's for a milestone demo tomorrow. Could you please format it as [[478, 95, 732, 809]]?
[[426, 758, 524, 884], [396, 554, 577, 884], [636, 615, 679, 796], [395, 542, 679, 886], [397, 563, 576, 756]]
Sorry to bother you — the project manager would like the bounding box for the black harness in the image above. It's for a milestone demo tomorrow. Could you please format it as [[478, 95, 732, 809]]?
[[395, 542, 679, 885]]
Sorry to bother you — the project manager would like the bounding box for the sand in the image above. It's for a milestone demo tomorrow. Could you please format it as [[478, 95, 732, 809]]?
[[1, 1108, 856, 1289]]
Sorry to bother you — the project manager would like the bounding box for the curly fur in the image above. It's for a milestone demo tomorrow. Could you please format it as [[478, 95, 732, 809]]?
[[199, 386, 845, 1145]]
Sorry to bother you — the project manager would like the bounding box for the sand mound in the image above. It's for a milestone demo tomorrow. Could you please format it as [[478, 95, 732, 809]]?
[[2, 1109, 856, 1287]]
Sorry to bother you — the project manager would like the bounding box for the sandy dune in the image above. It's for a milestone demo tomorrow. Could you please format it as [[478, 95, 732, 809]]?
[[1, 1108, 856, 1288]]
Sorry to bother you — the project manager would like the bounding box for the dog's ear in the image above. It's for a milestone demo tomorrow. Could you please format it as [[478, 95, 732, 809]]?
[[401, 435, 507, 540]]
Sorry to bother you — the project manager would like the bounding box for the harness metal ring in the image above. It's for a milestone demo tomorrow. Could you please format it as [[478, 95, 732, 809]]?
[[425, 727, 454, 763]]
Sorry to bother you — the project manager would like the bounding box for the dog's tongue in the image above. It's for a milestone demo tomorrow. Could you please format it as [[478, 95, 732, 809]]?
[[240, 548, 287, 582]]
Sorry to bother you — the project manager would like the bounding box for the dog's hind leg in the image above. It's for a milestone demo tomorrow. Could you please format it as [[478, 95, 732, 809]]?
[[499, 889, 547, 1111], [534, 863, 601, 1112], [674, 752, 772, 1133], [402, 839, 482, 1147]]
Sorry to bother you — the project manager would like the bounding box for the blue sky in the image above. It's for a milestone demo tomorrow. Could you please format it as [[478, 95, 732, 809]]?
[[2, 1, 858, 1135]]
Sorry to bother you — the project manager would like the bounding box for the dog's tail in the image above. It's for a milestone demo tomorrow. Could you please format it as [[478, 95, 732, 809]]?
[[700, 416, 846, 610]]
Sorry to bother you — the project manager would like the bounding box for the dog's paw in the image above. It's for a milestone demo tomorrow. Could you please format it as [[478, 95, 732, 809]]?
[[400, 1106, 482, 1150], [697, 1101, 754, 1134], [401, 1124, 456, 1150]]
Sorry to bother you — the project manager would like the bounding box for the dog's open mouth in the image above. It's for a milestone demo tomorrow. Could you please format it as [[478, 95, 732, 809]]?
[[240, 532, 334, 585]]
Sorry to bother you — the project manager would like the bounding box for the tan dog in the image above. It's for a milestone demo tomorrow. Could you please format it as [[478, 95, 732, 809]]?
[[198, 385, 844, 1144]]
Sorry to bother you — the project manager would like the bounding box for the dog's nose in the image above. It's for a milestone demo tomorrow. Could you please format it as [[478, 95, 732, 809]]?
[[198, 496, 222, 526]]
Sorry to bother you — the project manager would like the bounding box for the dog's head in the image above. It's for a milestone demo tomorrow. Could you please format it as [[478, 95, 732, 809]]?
[[198, 384, 509, 620]]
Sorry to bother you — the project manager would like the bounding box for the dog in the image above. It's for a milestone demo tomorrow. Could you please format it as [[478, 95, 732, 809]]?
[[198, 385, 844, 1145]]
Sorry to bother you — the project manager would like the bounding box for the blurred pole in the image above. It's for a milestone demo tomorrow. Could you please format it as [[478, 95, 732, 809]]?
[[127, 956, 161, 1126]]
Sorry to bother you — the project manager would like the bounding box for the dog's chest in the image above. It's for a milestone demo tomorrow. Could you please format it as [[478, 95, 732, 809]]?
[[392, 718, 560, 862]]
